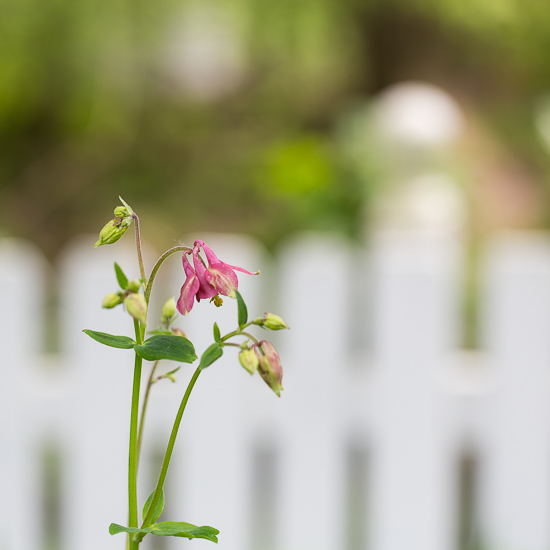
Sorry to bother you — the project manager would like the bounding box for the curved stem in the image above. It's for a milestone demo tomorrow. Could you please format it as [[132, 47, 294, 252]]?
[[128, 320, 144, 533], [220, 327, 259, 345], [132, 213, 146, 282], [144, 245, 192, 304], [136, 360, 160, 470], [239, 331, 260, 344], [141, 367, 202, 528]]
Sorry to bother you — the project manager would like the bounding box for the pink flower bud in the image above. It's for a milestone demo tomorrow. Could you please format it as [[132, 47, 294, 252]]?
[[254, 340, 283, 397]]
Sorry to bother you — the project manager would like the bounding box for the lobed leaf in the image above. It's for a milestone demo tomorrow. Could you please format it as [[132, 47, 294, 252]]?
[[151, 521, 219, 543], [134, 335, 197, 363]]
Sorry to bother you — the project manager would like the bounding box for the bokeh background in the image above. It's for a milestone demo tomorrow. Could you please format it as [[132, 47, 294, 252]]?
[[4, 1, 550, 550], [4, 0, 550, 260]]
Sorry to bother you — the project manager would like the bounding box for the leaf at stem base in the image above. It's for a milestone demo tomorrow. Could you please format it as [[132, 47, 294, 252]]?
[[142, 489, 165, 524]]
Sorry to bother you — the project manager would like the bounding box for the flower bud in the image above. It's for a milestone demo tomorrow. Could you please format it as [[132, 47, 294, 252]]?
[[239, 348, 259, 375], [124, 293, 148, 325], [254, 313, 289, 331], [102, 292, 123, 309], [162, 297, 177, 320], [114, 206, 130, 217], [171, 327, 187, 338], [94, 216, 133, 248], [127, 279, 142, 292], [254, 340, 283, 396]]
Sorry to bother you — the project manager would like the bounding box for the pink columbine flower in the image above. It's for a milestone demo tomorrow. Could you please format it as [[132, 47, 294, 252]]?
[[176, 240, 259, 316], [193, 240, 258, 300], [254, 340, 284, 397], [176, 252, 200, 316]]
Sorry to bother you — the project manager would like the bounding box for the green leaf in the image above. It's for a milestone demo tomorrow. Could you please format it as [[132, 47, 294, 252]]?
[[114, 262, 128, 290], [151, 521, 219, 543], [148, 329, 173, 336], [142, 489, 164, 524], [109, 523, 152, 536], [213, 322, 221, 342], [83, 330, 135, 349], [134, 335, 197, 363], [235, 290, 248, 327], [199, 343, 223, 370]]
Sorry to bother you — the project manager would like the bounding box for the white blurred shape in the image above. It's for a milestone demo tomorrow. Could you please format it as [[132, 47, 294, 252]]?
[[374, 82, 464, 149], [374, 174, 467, 235], [163, 2, 247, 100]]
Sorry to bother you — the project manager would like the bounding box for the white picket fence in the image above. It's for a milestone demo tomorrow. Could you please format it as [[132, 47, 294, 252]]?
[[2, 229, 550, 550]]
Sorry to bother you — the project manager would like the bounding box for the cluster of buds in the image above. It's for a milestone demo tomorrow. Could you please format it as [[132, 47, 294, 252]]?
[[239, 340, 284, 397], [94, 200, 134, 248], [102, 277, 147, 325]]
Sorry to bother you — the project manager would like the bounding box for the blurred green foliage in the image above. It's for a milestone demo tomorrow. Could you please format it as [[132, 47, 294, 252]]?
[[1, 0, 550, 257]]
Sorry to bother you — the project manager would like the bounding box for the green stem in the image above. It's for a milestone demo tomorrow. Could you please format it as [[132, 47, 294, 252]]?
[[220, 326, 259, 344], [132, 213, 146, 282], [128, 321, 144, 534], [141, 367, 202, 528], [144, 245, 192, 304], [136, 360, 160, 470]]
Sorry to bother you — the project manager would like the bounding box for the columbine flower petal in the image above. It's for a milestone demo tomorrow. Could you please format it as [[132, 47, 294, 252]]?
[[193, 245, 219, 300], [177, 253, 200, 315], [194, 240, 258, 299]]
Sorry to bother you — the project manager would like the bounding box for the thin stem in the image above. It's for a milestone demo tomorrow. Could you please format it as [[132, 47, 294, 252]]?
[[132, 213, 146, 282], [144, 245, 192, 304], [136, 360, 160, 470], [220, 327, 259, 345], [128, 320, 144, 532], [240, 331, 260, 344], [141, 367, 202, 528]]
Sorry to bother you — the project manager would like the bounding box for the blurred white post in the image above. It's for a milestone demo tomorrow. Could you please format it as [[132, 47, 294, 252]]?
[[480, 234, 550, 550], [368, 226, 462, 550], [276, 234, 352, 550], [367, 83, 466, 550], [0, 240, 46, 550]]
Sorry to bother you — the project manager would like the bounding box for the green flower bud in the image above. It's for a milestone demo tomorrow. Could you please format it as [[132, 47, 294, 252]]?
[[114, 206, 130, 217], [124, 293, 148, 325], [162, 297, 177, 320], [127, 279, 142, 292], [102, 292, 123, 309], [254, 313, 289, 331], [94, 216, 133, 248], [239, 348, 259, 375]]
